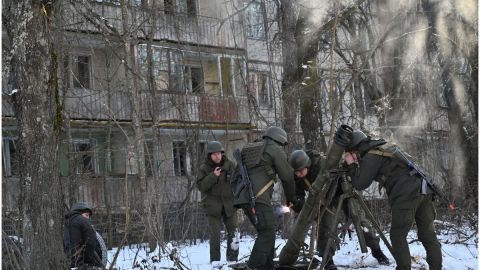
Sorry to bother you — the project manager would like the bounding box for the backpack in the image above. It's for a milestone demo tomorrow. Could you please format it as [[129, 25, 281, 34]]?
[[231, 140, 272, 208]]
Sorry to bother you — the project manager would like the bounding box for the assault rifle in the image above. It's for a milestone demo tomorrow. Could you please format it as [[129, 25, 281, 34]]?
[[233, 149, 258, 224], [392, 146, 456, 211]]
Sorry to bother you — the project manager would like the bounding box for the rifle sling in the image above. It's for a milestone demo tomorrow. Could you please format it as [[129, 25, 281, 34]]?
[[256, 180, 274, 198], [368, 148, 405, 194], [368, 149, 394, 158]]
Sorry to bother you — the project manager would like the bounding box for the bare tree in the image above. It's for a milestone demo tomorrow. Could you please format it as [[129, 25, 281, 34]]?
[[3, 0, 66, 268]]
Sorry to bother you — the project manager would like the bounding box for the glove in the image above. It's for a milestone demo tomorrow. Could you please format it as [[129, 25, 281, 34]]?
[[290, 198, 304, 213]]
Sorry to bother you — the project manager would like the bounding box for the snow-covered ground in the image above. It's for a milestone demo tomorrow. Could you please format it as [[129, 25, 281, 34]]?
[[108, 221, 478, 270]]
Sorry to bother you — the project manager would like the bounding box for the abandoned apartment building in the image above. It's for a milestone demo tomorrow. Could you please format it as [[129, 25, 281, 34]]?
[[2, 0, 287, 245]]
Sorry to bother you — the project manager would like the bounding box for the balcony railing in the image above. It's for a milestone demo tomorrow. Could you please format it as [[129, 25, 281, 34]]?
[[63, 3, 245, 49], [2, 175, 194, 213], [57, 88, 251, 124]]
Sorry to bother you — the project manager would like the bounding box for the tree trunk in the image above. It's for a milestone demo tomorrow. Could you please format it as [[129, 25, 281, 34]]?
[[279, 0, 300, 146], [120, 0, 151, 247], [146, 0, 164, 251], [3, 0, 66, 268]]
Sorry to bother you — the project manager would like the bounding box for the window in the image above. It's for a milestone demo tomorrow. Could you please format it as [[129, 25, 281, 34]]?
[[73, 56, 91, 89], [248, 72, 272, 107], [184, 65, 204, 93], [172, 141, 186, 176], [177, 0, 196, 15], [2, 138, 17, 177], [164, 0, 175, 14], [257, 73, 271, 106], [137, 45, 183, 91], [65, 55, 92, 89], [73, 139, 98, 175], [196, 141, 206, 166], [145, 141, 161, 177], [186, 0, 196, 16], [134, 0, 148, 8], [246, 2, 265, 39]]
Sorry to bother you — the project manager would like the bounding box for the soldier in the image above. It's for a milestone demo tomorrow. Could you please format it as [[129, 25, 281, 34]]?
[[289, 149, 390, 270], [196, 141, 238, 263], [234, 126, 297, 270], [343, 130, 442, 270]]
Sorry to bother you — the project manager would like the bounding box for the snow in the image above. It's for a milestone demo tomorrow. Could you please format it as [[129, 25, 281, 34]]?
[[107, 223, 478, 270]]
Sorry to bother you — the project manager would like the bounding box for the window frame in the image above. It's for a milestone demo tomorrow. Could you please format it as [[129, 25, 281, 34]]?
[[245, 1, 266, 40], [72, 138, 99, 175], [65, 54, 94, 90], [172, 140, 187, 176], [144, 140, 161, 177], [184, 64, 204, 94], [164, 0, 175, 15], [248, 71, 272, 107]]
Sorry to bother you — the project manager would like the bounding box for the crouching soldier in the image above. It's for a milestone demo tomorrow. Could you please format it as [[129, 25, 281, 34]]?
[[289, 149, 390, 269]]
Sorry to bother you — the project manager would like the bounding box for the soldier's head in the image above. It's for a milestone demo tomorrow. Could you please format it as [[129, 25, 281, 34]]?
[[206, 141, 224, 164], [289, 150, 310, 179], [71, 202, 93, 218], [263, 126, 288, 146], [347, 130, 368, 151]]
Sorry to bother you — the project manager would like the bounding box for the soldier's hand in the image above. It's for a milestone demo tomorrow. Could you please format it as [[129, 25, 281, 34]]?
[[288, 198, 304, 213], [214, 167, 222, 177], [343, 152, 358, 165]]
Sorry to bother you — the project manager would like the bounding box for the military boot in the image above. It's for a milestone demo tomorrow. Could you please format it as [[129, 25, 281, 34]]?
[[372, 249, 390, 265], [325, 259, 338, 270]]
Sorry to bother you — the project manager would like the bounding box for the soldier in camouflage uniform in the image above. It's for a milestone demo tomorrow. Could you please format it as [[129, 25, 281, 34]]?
[[234, 126, 297, 270], [343, 130, 442, 270], [196, 141, 238, 262], [289, 149, 390, 270]]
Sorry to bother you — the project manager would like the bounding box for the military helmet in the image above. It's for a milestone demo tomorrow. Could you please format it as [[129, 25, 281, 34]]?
[[206, 141, 224, 154], [349, 130, 368, 150], [71, 202, 93, 215], [288, 150, 311, 171], [263, 126, 288, 145]]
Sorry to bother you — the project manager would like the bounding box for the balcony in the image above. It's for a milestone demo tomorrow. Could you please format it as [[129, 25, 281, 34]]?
[[2, 174, 194, 213], [56, 89, 251, 125], [63, 2, 245, 50]]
